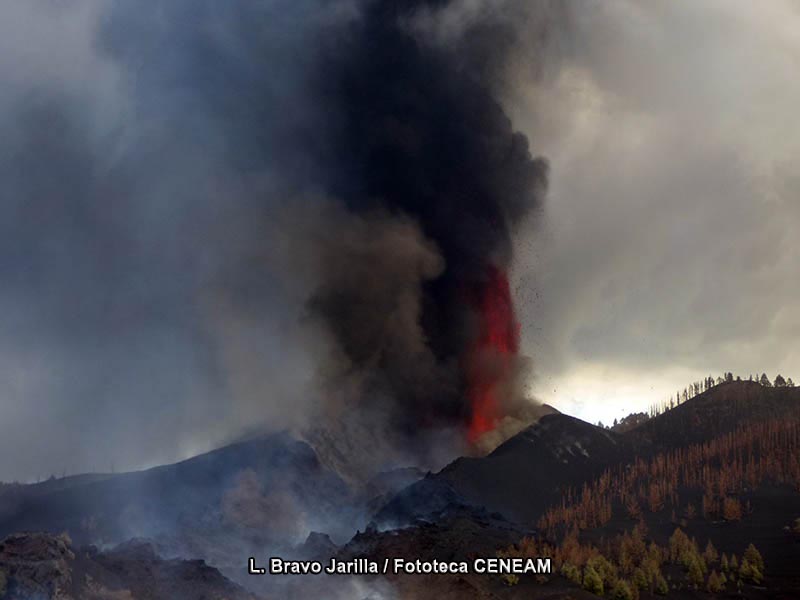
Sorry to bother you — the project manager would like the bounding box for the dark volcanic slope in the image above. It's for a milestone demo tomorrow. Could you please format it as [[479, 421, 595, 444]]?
[[377, 414, 642, 526], [440, 415, 637, 523], [628, 380, 800, 448], [377, 381, 800, 528], [3, 380, 797, 597], [0, 432, 353, 553], [0, 532, 259, 600]]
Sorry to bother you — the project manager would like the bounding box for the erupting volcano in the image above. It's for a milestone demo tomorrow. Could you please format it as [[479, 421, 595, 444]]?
[[304, 0, 547, 467], [466, 265, 521, 443]]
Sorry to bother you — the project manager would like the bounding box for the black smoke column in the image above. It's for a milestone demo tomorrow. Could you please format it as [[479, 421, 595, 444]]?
[[308, 0, 548, 448]]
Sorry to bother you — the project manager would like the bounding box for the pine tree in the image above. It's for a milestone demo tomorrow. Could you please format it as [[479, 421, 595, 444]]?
[[560, 562, 582, 585], [655, 574, 669, 595], [722, 497, 742, 521], [688, 556, 704, 587], [707, 570, 724, 593], [703, 540, 718, 564], [632, 567, 648, 590], [739, 558, 761, 583], [610, 579, 635, 600], [583, 565, 604, 594], [743, 543, 764, 573]]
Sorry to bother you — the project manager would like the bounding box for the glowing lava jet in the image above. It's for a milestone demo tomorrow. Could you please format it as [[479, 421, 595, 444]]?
[[466, 265, 520, 443]]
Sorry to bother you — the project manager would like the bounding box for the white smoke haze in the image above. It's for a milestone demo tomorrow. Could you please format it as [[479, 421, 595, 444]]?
[[0, 0, 798, 481]]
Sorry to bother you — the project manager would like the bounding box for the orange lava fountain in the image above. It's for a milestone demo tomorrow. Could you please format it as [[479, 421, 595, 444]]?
[[466, 264, 520, 443]]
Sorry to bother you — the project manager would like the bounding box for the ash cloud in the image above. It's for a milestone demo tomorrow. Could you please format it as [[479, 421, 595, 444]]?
[[0, 0, 551, 482], [0, 0, 340, 481], [302, 0, 548, 452], [8, 0, 796, 485]]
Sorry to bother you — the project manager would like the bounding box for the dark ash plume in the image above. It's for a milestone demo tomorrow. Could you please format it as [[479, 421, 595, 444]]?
[[0, 0, 549, 483], [302, 0, 548, 457]]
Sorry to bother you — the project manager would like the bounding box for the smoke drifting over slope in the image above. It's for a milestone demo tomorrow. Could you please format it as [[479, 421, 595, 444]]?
[[0, 0, 551, 481]]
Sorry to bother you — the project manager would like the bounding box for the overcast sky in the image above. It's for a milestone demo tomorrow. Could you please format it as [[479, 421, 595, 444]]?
[[510, 0, 800, 424], [0, 0, 799, 480]]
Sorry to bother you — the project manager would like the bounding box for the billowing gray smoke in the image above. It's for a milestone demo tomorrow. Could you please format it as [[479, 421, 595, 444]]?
[[295, 0, 551, 474], [0, 0, 555, 482]]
